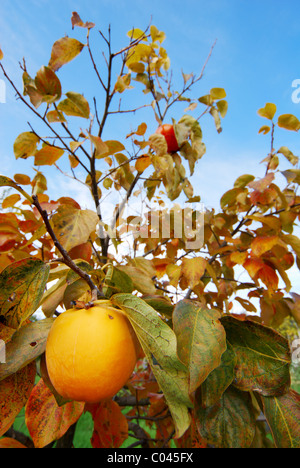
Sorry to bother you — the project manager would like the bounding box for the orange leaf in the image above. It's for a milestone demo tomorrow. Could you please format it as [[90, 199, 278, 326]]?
[[243, 257, 264, 279], [90, 399, 128, 448], [25, 379, 84, 448], [251, 235, 280, 257], [48, 37, 85, 72], [257, 264, 279, 291], [135, 154, 151, 173], [0, 362, 36, 437], [0, 437, 27, 448]]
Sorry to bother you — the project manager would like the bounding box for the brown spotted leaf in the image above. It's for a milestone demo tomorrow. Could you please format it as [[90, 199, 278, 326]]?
[[0, 258, 50, 329], [0, 362, 36, 437], [173, 300, 227, 393], [25, 379, 84, 448]]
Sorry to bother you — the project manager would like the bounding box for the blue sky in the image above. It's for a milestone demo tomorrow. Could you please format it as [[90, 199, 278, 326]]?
[[0, 0, 300, 210]]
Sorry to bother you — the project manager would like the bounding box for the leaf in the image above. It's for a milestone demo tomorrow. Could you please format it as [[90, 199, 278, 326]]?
[[48, 37, 85, 72], [0, 258, 50, 329], [281, 168, 300, 185], [51, 205, 99, 251], [0, 438, 27, 448], [277, 114, 300, 131], [13, 132, 40, 160], [111, 294, 192, 438], [200, 342, 237, 407], [181, 257, 207, 289], [195, 385, 256, 448], [0, 362, 36, 437], [277, 146, 299, 166], [0, 175, 32, 203], [209, 105, 222, 133], [118, 265, 156, 295], [13, 174, 31, 185], [25, 379, 84, 448], [58, 92, 90, 118], [257, 103, 277, 120], [90, 400, 128, 448], [173, 300, 227, 393], [2, 193, 21, 209], [34, 145, 64, 166], [71, 11, 95, 29], [281, 234, 300, 257], [260, 390, 300, 448], [210, 87, 227, 100], [0, 318, 54, 381], [216, 99, 228, 118], [0, 48, 3, 60], [234, 174, 255, 188], [221, 316, 291, 396], [135, 154, 151, 173], [258, 125, 271, 134], [88, 134, 109, 158], [46, 109, 66, 123], [103, 264, 134, 298], [251, 235, 280, 257], [35, 66, 62, 103]]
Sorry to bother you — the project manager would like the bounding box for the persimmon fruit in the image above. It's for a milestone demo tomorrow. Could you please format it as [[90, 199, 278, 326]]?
[[45, 301, 140, 403], [156, 124, 179, 153]]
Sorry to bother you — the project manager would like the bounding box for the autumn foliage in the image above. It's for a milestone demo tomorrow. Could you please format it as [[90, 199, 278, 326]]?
[[0, 11, 300, 448]]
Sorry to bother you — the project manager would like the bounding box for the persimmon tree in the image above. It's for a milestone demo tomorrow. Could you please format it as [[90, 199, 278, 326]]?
[[0, 11, 300, 449]]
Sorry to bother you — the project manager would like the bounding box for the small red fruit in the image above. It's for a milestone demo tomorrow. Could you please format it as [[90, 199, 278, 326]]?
[[155, 124, 179, 153]]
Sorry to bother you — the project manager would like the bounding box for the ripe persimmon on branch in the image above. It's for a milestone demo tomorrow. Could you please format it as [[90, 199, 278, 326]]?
[[0, 11, 300, 450]]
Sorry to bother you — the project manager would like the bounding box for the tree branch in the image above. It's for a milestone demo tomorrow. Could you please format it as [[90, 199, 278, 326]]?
[[32, 195, 103, 299]]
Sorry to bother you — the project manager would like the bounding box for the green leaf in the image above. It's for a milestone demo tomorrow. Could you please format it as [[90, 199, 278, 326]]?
[[221, 316, 291, 396], [277, 114, 300, 131], [195, 385, 256, 448], [0, 318, 54, 381], [13, 132, 40, 160], [200, 342, 237, 407], [58, 92, 90, 118], [173, 300, 227, 393], [51, 205, 99, 251], [260, 390, 300, 448], [48, 37, 85, 72], [111, 294, 192, 438], [0, 258, 50, 329], [102, 264, 134, 298], [257, 103, 277, 120]]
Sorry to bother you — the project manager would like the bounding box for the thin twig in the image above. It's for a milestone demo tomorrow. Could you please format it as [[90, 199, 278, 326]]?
[[32, 195, 103, 299]]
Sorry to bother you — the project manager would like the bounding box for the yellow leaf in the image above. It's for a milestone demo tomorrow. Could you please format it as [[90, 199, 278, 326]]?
[[88, 134, 109, 158], [34, 145, 64, 166], [0, 48, 3, 60], [181, 257, 207, 289], [277, 114, 300, 131], [2, 194, 21, 209], [257, 103, 277, 120], [48, 37, 85, 72]]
